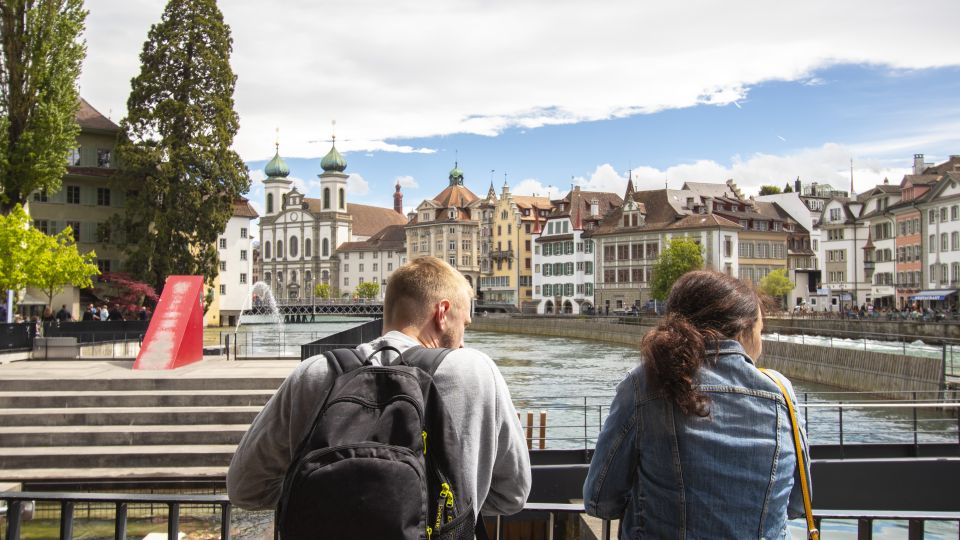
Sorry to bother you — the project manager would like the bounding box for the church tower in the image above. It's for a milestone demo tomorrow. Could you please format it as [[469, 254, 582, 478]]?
[[263, 142, 291, 217], [318, 134, 349, 212], [394, 180, 403, 214]]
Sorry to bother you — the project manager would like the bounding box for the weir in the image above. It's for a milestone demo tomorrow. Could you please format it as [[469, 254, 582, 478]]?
[[469, 316, 951, 397]]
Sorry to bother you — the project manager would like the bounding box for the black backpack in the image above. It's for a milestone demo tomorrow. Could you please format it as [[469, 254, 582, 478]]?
[[277, 345, 488, 540]]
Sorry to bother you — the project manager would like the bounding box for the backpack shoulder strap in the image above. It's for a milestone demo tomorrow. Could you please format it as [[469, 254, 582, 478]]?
[[398, 346, 453, 376], [323, 348, 366, 375]]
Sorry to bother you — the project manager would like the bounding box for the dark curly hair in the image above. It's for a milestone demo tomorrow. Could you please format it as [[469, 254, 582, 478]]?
[[641, 270, 764, 417]]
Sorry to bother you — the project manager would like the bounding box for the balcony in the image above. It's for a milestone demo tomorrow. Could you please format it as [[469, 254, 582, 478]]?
[[490, 249, 514, 261]]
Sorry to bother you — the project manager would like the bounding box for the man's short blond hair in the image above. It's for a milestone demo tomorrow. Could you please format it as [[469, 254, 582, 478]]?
[[384, 256, 472, 328]]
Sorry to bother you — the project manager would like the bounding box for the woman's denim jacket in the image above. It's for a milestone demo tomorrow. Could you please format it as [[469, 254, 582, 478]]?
[[583, 340, 810, 539]]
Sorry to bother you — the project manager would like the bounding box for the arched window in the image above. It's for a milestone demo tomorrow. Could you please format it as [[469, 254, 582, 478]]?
[[322, 238, 329, 257], [290, 236, 299, 258], [321, 270, 329, 283], [277, 240, 284, 259], [305, 270, 312, 282], [264, 241, 271, 259], [339, 188, 345, 210], [264, 272, 271, 285], [267, 193, 274, 214], [291, 270, 298, 284], [323, 188, 331, 209], [305, 238, 312, 258]]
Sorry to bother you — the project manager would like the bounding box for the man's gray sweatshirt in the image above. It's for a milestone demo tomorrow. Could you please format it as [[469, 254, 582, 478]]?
[[227, 330, 532, 517]]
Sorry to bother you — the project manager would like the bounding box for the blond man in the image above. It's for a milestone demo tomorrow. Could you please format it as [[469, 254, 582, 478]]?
[[228, 257, 531, 522]]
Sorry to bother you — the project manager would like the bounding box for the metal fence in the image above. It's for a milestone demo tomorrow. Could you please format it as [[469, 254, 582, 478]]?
[[3, 492, 959, 540], [0, 323, 35, 352]]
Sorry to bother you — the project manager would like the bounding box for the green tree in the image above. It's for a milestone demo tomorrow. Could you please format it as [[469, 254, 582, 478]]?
[[355, 281, 380, 300], [650, 238, 704, 300], [0, 0, 87, 214], [759, 268, 794, 309], [783, 182, 793, 193], [758, 185, 782, 196], [115, 0, 250, 294], [30, 224, 99, 308], [0, 204, 40, 294], [314, 282, 332, 299]]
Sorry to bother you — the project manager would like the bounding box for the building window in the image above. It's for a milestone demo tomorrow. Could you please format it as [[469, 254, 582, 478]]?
[[96, 188, 111, 206], [68, 147, 81, 166], [323, 238, 329, 257], [240, 228, 248, 238], [220, 261, 227, 271], [277, 240, 284, 258], [264, 241, 271, 259], [339, 188, 345, 210], [290, 236, 299, 258], [240, 249, 247, 260], [344, 263, 349, 272], [449, 256, 456, 267], [240, 273, 247, 284], [305, 239, 312, 258], [67, 185, 81, 204], [359, 264, 365, 272], [66, 221, 80, 242], [387, 262, 393, 271], [97, 149, 111, 168], [220, 284, 226, 295]]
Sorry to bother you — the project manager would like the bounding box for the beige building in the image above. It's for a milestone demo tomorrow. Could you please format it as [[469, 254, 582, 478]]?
[[406, 164, 484, 291], [479, 181, 550, 309]]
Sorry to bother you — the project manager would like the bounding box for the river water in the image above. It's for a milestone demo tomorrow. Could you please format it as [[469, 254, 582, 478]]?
[[216, 320, 959, 539]]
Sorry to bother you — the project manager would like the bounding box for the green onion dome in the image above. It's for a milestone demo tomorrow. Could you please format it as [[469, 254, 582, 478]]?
[[448, 162, 464, 185], [264, 148, 290, 178], [321, 141, 347, 173]]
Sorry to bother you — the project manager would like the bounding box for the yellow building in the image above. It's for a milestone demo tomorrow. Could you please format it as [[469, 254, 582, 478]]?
[[479, 182, 550, 310]]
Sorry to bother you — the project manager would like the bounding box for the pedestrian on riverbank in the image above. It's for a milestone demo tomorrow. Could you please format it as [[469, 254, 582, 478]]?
[[584, 270, 812, 539], [228, 256, 531, 535]]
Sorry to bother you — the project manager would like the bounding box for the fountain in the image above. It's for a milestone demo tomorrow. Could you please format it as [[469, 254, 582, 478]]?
[[236, 281, 284, 330]]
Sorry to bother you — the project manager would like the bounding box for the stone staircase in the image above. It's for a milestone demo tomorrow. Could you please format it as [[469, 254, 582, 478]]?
[[0, 372, 286, 482]]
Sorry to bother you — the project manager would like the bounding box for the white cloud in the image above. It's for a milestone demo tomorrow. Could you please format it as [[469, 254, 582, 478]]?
[[396, 175, 419, 188], [80, 0, 960, 160], [347, 173, 370, 195], [627, 143, 917, 196], [512, 178, 564, 200]]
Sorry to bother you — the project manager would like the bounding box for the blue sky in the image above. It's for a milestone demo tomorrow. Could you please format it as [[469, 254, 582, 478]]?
[[245, 64, 960, 215], [78, 1, 960, 227]]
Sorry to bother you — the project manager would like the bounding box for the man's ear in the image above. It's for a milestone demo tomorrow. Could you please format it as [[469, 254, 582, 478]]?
[[433, 299, 451, 330]]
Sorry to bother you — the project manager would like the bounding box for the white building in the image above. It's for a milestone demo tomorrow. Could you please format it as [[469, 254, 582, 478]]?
[[259, 141, 407, 301], [335, 225, 407, 300], [820, 197, 870, 310], [216, 197, 258, 326], [860, 183, 901, 308], [919, 170, 960, 306]]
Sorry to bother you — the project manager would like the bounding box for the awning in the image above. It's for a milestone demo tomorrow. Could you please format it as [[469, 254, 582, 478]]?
[[909, 289, 958, 301], [19, 290, 47, 306]]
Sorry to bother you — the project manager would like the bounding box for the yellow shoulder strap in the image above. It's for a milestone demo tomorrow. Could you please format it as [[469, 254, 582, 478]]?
[[760, 368, 819, 540]]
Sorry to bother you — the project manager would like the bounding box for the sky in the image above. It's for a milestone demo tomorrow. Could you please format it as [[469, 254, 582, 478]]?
[[79, 0, 960, 223]]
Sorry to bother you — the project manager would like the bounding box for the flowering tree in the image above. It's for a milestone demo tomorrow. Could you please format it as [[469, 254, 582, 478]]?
[[94, 272, 158, 316], [32, 225, 99, 308]]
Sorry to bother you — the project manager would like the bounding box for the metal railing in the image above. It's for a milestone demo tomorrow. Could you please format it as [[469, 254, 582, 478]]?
[[509, 394, 960, 451], [3, 492, 959, 540]]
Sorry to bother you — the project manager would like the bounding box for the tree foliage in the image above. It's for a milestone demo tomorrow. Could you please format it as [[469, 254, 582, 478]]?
[[759, 268, 794, 307], [93, 271, 158, 314], [354, 281, 380, 299], [783, 182, 793, 193], [0, 0, 87, 214], [31, 223, 99, 307], [314, 282, 334, 299], [0, 204, 97, 307], [758, 185, 782, 196], [650, 238, 704, 301], [115, 0, 249, 293]]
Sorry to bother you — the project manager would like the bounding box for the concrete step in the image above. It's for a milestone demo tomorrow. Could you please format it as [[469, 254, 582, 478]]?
[[0, 377, 286, 392], [0, 466, 227, 482], [0, 445, 237, 470], [0, 424, 249, 447], [0, 406, 262, 427], [0, 390, 275, 409]]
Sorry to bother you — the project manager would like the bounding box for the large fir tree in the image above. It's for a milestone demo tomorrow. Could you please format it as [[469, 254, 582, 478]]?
[[0, 0, 87, 215], [116, 0, 249, 294]]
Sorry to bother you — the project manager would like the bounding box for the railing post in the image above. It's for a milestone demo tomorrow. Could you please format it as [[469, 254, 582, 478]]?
[[907, 519, 924, 540], [220, 503, 231, 540], [913, 391, 919, 449], [583, 396, 588, 453], [838, 403, 844, 454], [60, 501, 74, 540], [167, 503, 179, 540], [6, 500, 22, 540], [857, 517, 873, 539], [225, 334, 230, 361], [115, 502, 127, 540]]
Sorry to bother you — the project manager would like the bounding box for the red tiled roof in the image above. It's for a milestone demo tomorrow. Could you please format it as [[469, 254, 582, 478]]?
[[347, 203, 408, 237], [433, 184, 479, 207], [232, 197, 259, 218]]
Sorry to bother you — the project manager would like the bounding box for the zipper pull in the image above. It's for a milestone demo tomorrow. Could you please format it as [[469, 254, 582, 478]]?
[[426, 526, 432, 540], [444, 483, 455, 509], [422, 431, 427, 455]]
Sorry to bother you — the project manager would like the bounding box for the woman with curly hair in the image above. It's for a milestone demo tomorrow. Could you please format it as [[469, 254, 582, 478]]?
[[584, 270, 811, 539]]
